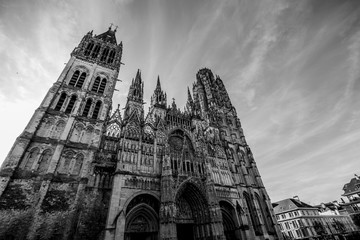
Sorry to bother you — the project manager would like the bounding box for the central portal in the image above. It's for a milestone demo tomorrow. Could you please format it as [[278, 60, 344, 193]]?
[[177, 224, 194, 240], [175, 181, 212, 240]]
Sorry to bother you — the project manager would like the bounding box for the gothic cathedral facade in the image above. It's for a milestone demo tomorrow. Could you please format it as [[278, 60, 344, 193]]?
[[0, 28, 282, 240]]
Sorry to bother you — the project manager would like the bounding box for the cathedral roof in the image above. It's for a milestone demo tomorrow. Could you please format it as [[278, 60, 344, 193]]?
[[95, 27, 117, 44]]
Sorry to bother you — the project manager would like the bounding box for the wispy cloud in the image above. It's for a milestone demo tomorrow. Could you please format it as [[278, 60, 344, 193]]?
[[1, 0, 360, 205]]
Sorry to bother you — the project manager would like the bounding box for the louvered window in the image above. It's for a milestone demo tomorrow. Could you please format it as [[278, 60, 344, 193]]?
[[92, 101, 102, 119], [98, 79, 107, 94], [100, 48, 109, 62], [75, 72, 86, 88], [54, 93, 67, 111], [65, 95, 77, 114], [82, 99, 92, 117], [91, 45, 100, 58], [69, 71, 80, 86], [84, 42, 94, 56], [91, 77, 101, 92], [107, 50, 115, 63]]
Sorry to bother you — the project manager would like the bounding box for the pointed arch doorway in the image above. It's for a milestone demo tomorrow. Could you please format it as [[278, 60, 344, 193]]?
[[220, 201, 240, 240], [175, 181, 210, 240], [124, 194, 160, 240]]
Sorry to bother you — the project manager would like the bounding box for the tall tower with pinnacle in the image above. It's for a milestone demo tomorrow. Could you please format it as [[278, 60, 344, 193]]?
[[0, 28, 282, 240], [0, 26, 123, 239]]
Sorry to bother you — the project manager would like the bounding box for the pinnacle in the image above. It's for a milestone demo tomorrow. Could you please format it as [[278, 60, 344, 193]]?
[[156, 75, 161, 89]]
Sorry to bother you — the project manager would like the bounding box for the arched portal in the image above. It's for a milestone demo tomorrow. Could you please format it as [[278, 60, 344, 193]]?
[[124, 194, 160, 240], [175, 182, 210, 240], [220, 201, 240, 240]]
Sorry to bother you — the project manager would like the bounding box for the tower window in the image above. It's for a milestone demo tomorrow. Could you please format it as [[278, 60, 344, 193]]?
[[91, 77, 101, 92], [69, 71, 86, 89], [91, 77, 107, 94], [100, 48, 109, 62], [84, 42, 94, 56], [92, 101, 102, 119], [82, 98, 92, 117], [54, 92, 67, 111], [91, 45, 100, 58], [65, 95, 77, 114], [69, 71, 80, 86], [98, 78, 107, 94], [107, 50, 115, 63], [75, 72, 86, 88]]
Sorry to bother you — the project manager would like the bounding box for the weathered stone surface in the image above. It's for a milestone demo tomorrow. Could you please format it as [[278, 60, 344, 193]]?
[[0, 28, 282, 240]]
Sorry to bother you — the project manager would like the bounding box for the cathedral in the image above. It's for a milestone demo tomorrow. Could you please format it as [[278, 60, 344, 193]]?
[[0, 27, 282, 240]]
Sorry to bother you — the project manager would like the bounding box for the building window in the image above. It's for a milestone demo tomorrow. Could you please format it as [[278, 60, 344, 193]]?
[[285, 222, 290, 230], [98, 79, 107, 94], [107, 50, 115, 63], [54, 92, 67, 111], [75, 72, 86, 88], [84, 42, 94, 56], [100, 48, 109, 62], [91, 45, 100, 58], [82, 99, 92, 117], [298, 219, 303, 227], [69, 71, 86, 88], [91, 77, 107, 94], [281, 214, 286, 219], [292, 220, 298, 228], [289, 212, 294, 217], [294, 211, 299, 216], [92, 101, 102, 119], [65, 95, 77, 114]]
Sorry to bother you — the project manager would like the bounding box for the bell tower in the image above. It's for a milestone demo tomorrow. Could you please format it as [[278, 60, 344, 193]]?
[[0, 26, 123, 239]]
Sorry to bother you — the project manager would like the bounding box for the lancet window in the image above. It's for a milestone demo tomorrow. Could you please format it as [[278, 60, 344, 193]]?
[[92, 101, 102, 119], [65, 95, 77, 114], [91, 77, 107, 94], [69, 70, 86, 88], [54, 92, 67, 111]]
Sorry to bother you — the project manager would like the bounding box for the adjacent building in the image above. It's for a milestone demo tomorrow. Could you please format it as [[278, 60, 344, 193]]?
[[0, 27, 282, 240], [341, 174, 360, 232], [273, 198, 358, 239], [342, 175, 360, 215]]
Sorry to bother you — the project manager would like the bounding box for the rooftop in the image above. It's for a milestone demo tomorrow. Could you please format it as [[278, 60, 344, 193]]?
[[272, 198, 315, 214], [342, 175, 360, 196]]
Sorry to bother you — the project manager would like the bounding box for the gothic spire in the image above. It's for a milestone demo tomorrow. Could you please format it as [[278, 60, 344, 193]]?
[[127, 69, 144, 103], [94, 25, 118, 44], [150, 75, 167, 108]]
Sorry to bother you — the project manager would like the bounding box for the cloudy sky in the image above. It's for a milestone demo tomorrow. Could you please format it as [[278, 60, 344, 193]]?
[[1, 0, 360, 204]]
